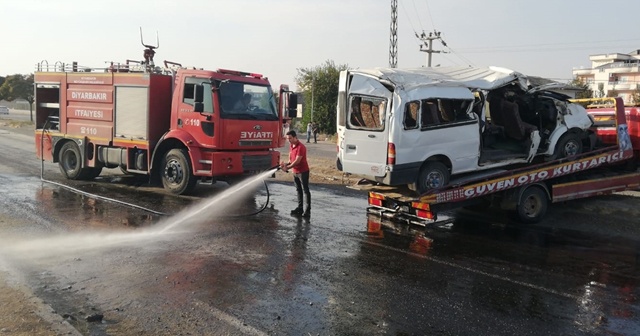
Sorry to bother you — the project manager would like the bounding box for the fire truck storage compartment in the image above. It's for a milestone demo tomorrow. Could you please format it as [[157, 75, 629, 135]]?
[[115, 86, 149, 140], [35, 84, 61, 130]]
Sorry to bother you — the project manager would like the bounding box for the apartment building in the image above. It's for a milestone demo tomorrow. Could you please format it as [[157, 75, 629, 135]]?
[[573, 50, 640, 105]]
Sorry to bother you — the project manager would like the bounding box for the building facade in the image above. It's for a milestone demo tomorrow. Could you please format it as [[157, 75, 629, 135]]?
[[572, 50, 640, 106]]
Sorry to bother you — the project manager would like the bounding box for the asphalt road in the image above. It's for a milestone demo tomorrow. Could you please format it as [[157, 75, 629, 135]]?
[[0, 124, 639, 335]]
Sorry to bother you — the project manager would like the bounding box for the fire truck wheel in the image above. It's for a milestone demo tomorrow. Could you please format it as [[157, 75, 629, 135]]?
[[86, 166, 103, 179], [555, 132, 583, 159], [416, 161, 449, 194], [58, 141, 90, 180], [161, 148, 197, 195], [515, 186, 548, 224]]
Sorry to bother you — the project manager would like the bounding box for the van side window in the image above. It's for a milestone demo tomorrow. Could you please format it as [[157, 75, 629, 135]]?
[[404, 101, 419, 129], [421, 101, 440, 127], [424, 98, 473, 124], [348, 95, 386, 131]]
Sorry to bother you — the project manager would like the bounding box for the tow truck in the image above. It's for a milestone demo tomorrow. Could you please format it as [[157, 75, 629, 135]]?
[[362, 97, 640, 224]]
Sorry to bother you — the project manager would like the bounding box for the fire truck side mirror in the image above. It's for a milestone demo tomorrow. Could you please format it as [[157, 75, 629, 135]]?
[[287, 93, 298, 118]]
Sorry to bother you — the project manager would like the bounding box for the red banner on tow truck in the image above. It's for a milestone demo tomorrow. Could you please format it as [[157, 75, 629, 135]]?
[[420, 149, 635, 204]]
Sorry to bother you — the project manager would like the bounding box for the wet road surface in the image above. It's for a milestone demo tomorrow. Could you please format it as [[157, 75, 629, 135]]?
[[0, 128, 639, 335]]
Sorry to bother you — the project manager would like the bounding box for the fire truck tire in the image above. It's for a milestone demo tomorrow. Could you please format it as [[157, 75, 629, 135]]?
[[515, 186, 548, 224], [58, 141, 91, 180], [161, 148, 197, 195], [554, 132, 583, 159], [83, 166, 103, 180], [416, 161, 449, 194]]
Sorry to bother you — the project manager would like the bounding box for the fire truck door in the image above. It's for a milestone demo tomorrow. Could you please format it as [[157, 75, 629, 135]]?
[[178, 81, 215, 145]]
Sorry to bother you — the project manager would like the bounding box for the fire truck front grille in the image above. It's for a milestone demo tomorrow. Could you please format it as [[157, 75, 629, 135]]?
[[239, 140, 272, 147], [242, 155, 272, 172]]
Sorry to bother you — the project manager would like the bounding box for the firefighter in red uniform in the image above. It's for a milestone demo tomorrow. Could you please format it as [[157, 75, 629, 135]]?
[[280, 130, 311, 218]]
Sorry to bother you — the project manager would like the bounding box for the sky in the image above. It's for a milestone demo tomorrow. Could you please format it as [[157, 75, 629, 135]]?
[[2, 0, 640, 91]]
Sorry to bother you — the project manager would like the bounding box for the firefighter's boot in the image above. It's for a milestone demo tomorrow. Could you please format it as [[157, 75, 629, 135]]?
[[290, 207, 303, 216]]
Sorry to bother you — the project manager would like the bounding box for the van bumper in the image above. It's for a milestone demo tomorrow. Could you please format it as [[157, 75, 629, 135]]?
[[375, 162, 421, 185]]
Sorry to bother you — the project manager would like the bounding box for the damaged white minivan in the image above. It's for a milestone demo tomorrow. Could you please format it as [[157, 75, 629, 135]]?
[[336, 66, 594, 193]]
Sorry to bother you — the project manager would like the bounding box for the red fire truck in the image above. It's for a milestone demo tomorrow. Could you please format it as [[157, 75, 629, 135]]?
[[362, 98, 640, 224], [34, 47, 297, 195]]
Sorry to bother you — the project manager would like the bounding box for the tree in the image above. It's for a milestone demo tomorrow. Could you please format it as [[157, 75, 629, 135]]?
[[606, 89, 619, 98], [569, 77, 592, 99], [295, 60, 349, 135], [0, 74, 34, 121], [0, 76, 5, 95]]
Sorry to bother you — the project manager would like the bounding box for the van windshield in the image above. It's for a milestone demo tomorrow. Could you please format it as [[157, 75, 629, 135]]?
[[218, 82, 278, 121], [347, 95, 387, 131]]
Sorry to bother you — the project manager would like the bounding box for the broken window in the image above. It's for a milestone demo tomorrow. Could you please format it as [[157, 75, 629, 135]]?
[[347, 95, 386, 131], [423, 98, 472, 125], [404, 101, 419, 129]]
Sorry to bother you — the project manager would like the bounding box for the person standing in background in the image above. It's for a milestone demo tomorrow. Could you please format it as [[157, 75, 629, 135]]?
[[306, 122, 313, 143]]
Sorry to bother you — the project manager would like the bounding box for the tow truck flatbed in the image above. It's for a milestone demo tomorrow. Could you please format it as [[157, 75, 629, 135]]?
[[363, 98, 640, 224]]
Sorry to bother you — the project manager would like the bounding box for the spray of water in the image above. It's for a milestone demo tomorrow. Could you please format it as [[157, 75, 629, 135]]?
[[0, 168, 279, 261], [156, 168, 278, 233]]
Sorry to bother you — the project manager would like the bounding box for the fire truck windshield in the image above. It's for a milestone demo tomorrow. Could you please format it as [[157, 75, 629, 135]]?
[[219, 82, 278, 120]]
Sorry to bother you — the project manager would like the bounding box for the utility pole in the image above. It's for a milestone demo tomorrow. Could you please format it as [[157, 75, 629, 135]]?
[[311, 73, 315, 122], [417, 31, 447, 67], [389, 0, 398, 68]]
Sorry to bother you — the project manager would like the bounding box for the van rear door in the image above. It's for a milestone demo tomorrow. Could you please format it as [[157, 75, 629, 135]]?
[[339, 73, 392, 178]]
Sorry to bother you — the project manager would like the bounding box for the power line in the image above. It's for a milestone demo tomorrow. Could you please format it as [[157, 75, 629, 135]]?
[[411, 0, 426, 31], [422, 0, 435, 32], [398, 0, 418, 35], [454, 38, 640, 52]]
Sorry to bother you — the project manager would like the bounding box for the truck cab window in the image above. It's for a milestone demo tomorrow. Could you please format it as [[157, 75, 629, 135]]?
[[217, 82, 278, 121], [183, 83, 196, 105], [183, 82, 213, 113]]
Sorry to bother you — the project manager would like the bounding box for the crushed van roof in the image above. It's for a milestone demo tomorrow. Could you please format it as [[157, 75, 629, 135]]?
[[352, 66, 530, 91]]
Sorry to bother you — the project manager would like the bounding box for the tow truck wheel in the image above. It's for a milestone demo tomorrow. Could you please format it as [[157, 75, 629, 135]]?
[[515, 186, 548, 224], [161, 148, 197, 195], [416, 162, 449, 194], [58, 141, 90, 180], [555, 133, 583, 159]]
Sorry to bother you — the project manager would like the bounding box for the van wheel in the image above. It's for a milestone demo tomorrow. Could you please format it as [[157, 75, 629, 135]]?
[[515, 186, 548, 224], [161, 148, 197, 195], [555, 133, 583, 159], [58, 141, 91, 180], [416, 162, 449, 194]]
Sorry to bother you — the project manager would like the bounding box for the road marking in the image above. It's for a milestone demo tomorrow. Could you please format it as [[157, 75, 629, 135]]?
[[362, 239, 581, 300], [193, 299, 268, 336]]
